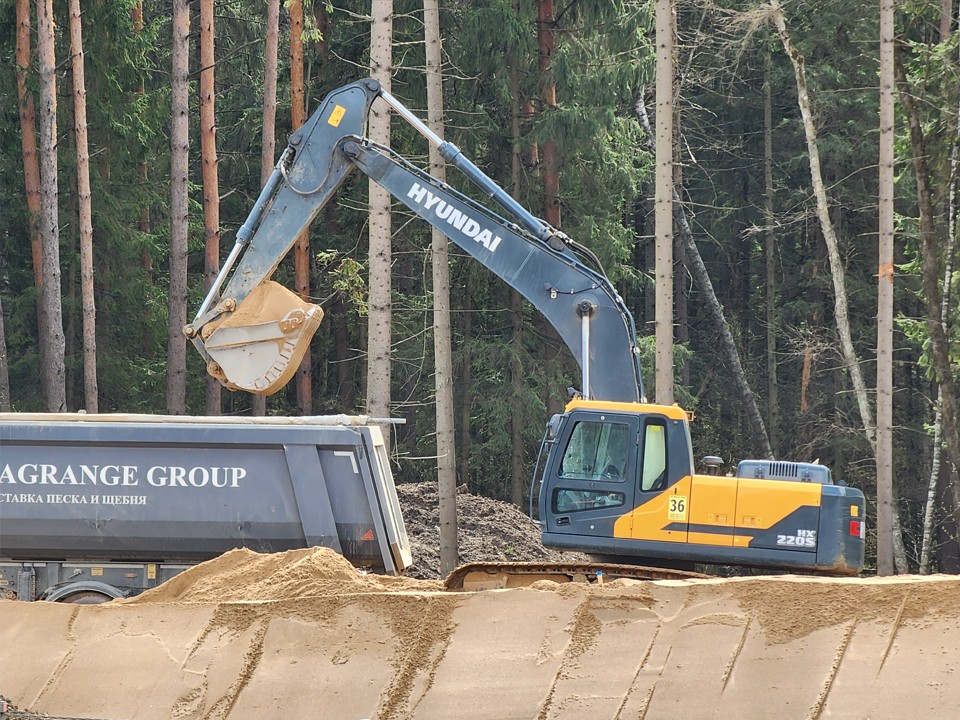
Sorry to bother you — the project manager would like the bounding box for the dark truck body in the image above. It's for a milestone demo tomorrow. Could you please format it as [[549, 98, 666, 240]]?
[[0, 413, 411, 602]]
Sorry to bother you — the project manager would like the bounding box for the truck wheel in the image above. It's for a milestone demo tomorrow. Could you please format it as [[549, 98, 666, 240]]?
[[40, 581, 124, 604], [58, 590, 115, 604]]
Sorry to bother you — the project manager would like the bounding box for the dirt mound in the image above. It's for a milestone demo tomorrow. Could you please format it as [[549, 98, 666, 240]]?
[[397, 481, 586, 579], [126, 546, 439, 604]]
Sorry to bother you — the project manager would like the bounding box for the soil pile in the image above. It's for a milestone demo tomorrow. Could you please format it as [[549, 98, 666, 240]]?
[[396, 481, 587, 579], [125, 546, 440, 604]]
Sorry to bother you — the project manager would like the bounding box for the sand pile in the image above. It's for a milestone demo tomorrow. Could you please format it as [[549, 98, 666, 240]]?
[[125, 546, 440, 604]]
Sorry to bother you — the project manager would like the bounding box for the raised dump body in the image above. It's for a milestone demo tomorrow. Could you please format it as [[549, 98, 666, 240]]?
[[0, 413, 411, 602]]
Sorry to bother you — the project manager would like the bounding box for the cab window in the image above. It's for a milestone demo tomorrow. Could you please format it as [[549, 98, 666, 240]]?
[[641, 422, 667, 491], [558, 420, 630, 482]]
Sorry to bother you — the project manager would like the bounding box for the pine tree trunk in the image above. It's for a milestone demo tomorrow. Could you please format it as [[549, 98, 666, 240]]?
[[69, 0, 98, 413], [457, 268, 473, 490], [536, 0, 564, 413], [764, 45, 779, 455], [290, 0, 312, 415], [200, 0, 221, 415], [509, 25, 526, 509], [654, 0, 675, 406], [0, 294, 10, 411], [366, 0, 393, 442], [17, 0, 47, 388], [922, 9, 960, 574], [132, 2, 151, 243], [252, 0, 280, 418], [876, 0, 896, 575], [167, 0, 190, 415], [896, 50, 960, 562], [36, 0, 67, 412], [424, 0, 458, 575]]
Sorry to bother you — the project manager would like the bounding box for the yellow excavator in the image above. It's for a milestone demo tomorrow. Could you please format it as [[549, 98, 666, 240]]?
[[185, 79, 865, 585]]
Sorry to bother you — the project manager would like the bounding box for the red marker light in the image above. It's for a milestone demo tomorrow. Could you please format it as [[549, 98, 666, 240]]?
[[849, 520, 862, 538]]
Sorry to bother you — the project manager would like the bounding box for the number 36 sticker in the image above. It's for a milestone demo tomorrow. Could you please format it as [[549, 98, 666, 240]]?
[[668, 495, 688, 521]]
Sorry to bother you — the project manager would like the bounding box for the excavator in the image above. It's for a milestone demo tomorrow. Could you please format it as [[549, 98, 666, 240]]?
[[185, 78, 865, 588]]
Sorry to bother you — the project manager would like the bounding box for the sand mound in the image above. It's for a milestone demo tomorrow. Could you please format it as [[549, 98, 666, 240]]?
[[126, 546, 440, 604]]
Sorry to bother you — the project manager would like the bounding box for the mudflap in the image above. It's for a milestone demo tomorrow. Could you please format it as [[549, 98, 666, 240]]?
[[201, 281, 324, 395]]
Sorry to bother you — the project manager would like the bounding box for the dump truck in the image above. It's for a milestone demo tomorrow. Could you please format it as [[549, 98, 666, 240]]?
[[182, 78, 866, 580], [0, 413, 410, 602]]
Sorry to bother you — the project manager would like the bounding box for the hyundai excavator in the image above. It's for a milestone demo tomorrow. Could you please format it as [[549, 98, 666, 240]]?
[[185, 78, 865, 588]]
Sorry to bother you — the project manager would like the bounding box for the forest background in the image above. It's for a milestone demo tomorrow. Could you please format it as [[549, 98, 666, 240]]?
[[1, 0, 958, 574]]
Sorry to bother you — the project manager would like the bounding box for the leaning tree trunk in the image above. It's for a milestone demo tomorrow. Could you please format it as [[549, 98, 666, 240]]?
[[635, 92, 774, 459], [69, 0, 98, 413], [36, 0, 67, 412], [200, 0, 221, 415], [167, 0, 189, 415], [770, 1, 875, 449]]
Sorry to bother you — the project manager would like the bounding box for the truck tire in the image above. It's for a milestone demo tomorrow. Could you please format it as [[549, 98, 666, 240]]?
[[40, 581, 124, 604]]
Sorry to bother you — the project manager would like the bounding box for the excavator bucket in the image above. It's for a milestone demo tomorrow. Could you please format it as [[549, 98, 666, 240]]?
[[200, 281, 324, 395]]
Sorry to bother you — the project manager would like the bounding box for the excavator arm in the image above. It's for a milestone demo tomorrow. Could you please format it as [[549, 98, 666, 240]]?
[[186, 78, 645, 403]]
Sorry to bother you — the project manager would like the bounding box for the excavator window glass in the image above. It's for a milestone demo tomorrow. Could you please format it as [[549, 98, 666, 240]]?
[[558, 420, 629, 482], [640, 422, 667, 492]]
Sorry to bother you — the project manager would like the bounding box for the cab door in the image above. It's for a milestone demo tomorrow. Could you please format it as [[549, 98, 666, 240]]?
[[617, 417, 690, 544], [542, 411, 638, 538]]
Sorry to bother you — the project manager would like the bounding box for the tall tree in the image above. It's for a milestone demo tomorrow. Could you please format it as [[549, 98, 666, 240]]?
[[367, 0, 393, 442], [200, 0, 221, 415], [424, 0, 457, 576], [16, 0, 46, 389], [536, 0, 564, 414], [655, 0, 675, 406], [167, 0, 190, 415], [252, 0, 281, 418], [896, 49, 960, 568], [763, 44, 779, 455], [876, 0, 895, 575], [36, 0, 66, 412], [0, 296, 9, 411], [69, 0, 98, 413], [290, 0, 312, 415]]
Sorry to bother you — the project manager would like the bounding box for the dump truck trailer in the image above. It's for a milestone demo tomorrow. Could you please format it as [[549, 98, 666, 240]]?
[[0, 413, 411, 602]]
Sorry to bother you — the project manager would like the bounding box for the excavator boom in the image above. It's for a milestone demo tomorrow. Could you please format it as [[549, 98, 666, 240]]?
[[186, 79, 644, 402]]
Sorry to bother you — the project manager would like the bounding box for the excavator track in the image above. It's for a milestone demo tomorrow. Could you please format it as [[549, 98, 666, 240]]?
[[443, 561, 709, 591]]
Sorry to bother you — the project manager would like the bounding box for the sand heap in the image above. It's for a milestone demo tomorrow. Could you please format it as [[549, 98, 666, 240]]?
[[125, 546, 441, 604]]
